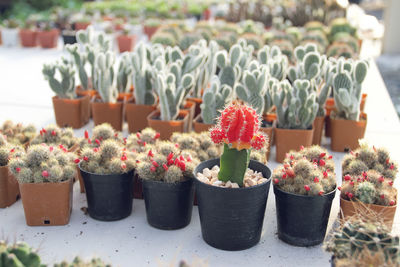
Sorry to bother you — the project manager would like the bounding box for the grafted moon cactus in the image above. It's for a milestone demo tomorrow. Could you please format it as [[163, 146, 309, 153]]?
[[209, 103, 268, 186]]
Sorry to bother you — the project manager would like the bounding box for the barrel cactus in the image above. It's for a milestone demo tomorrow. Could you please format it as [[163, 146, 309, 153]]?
[[0, 241, 44, 267], [79, 123, 124, 150], [126, 128, 160, 153], [0, 134, 24, 167]]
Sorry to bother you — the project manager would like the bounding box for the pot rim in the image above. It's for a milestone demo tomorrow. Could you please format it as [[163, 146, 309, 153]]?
[[274, 184, 337, 198], [78, 163, 134, 177], [18, 177, 73, 186], [193, 158, 271, 191], [275, 126, 314, 131], [140, 176, 193, 185], [340, 195, 397, 208]]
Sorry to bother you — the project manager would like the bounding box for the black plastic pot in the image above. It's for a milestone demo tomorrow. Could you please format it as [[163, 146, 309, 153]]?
[[62, 32, 76, 45], [194, 158, 272, 251], [274, 186, 336, 247], [142, 178, 194, 230], [79, 167, 134, 221]]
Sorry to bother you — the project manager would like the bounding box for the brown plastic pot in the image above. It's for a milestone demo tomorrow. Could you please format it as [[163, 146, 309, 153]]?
[[147, 109, 189, 140], [275, 127, 314, 163], [74, 22, 90, 30], [52, 95, 90, 129], [193, 114, 214, 133], [360, 93, 368, 112], [0, 166, 20, 208], [182, 100, 195, 132], [260, 126, 273, 161], [117, 35, 136, 53], [91, 101, 124, 131], [76, 86, 97, 98], [19, 29, 37, 47], [19, 179, 73, 226], [143, 25, 159, 39], [37, 29, 59, 48], [330, 113, 367, 152], [187, 97, 203, 118], [312, 116, 325, 145], [126, 100, 157, 133], [324, 98, 335, 137], [340, 197, 397, 230]]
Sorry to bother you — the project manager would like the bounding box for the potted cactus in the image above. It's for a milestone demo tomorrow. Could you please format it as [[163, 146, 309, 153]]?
[[272, 146, 337, 246], [193, 103, 272, 251], [271, 79, 318, 162], [30, 124, 78, 152], [43, 58, 90, 129], [117, 27, 136, 53], [0, 241, 44, 266], [19, 20, 37, 47], [37, 20, 59, 49], [126, 43, 158, 133], [143, 18, 161, 40], [78, 139, 136, 221], [0, 120, 36, 146], [9, 144, 76, 226], [136, 141, 198, 229], [1, 19, 19, 47], [340, 143, 398, 228], [330, 58, 368, 152], [0, 135, 24, 208], [116, 53, 133, 101]]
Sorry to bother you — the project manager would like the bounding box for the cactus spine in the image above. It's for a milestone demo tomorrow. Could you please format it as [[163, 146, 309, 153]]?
[[42, 58, 76, 99]]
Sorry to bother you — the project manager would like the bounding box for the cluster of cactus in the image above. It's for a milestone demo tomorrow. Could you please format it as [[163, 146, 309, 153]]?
[[136, 141, 199, 183], [0, 120, 36, 145], [66, 44, 92, 90], [208, 103, 268, 186], [0, 134, 24, 167], [54, 256, 112, 267], [329, 18, 357, 40], [0, 240, 44, 267], [200, 75, 233, 124], [116, 53, 133, 94], [95, 51, 118, 103], [126, 128, 160, 153], [9, 144, 76, 183], [79, 139, 135, 175], [272, 79, 318, 129], [341, 143, 398, 206], [257, 45, 288, 81], [332, 58, 368, 120], [325, 217, 400, 265], [30, 125, 77, 150], [42, 58, 76, 99], [79, 123, 124, 150], [272, 145, 336, 196]]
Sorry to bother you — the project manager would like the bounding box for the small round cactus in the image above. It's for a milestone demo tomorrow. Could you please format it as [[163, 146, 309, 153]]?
[[0, 120, 36, 145], [30, 124, 77, 150], [0, 240, 43, 267], [126, 128, 160, 153], [79, 123, 124, 150], [0, 134, 25, 167]]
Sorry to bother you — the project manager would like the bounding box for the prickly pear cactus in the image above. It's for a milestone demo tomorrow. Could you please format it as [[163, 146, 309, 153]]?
[[0, 241, 44, 267], [257, 45, 288, 81], [95, 51, 117, 103], [215, 43, 247, 89], [288, 44, 322, 82], [66, 44, 89, 90], [43, 58, 76, 99], [116, 53, 133, 94]]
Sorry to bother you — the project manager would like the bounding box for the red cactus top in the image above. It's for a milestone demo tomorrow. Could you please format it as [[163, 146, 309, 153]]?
[[210, 103, 266, 150]]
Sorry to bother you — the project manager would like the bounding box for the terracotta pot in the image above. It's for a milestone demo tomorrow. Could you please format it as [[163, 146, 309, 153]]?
[[37, 29, 59, 48], [52, 96, 90, 129], [312, 116, 325, 145], [117, 35, 136, 53], [260, 126, 273, 161], [19, 29, 37, 47], [187, 97, 202, 118], [275, 127, 314, 163], [182, 100, 195, 132], [263, 113, 277, 145], [340, 197, 397, 230], [126, 101, 157, 133], [117, 92, 133, 102], [203, 9, 211, 20], [143, 25, 159, 39], [193, 114, 214, 133], [19, 179, 73, 226], [330, 113, 367, 152], [147, 109, 189, 140], [74, 22, 90, 30], [0, 166, 20, 208], [360, 93, 368, 112], [91, 101, 124, 131], [324, 98, 335, 137], [76, 86, 97, 98]]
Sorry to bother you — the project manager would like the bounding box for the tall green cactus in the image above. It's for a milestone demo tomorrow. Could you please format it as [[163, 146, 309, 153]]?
[[200, 75, 233, 124], [95, 51, 117, 103], [272, 79, 318, 129], [333, 58, 368, 120], [235, 60, 268, 115], [116, 53, 133, 94], [42, 58, 76, 99], [257, 45, 288, 81], [130, 42, 157, 105]]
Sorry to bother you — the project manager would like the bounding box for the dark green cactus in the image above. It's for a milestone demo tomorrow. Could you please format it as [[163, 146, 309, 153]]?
[[0, 241, 44, 267]]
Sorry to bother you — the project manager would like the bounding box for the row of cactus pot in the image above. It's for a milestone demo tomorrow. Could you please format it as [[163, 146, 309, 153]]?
[[1, 28, 59, 48]]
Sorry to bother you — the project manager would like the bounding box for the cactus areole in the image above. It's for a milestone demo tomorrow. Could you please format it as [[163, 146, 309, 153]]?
[[209, 103, 267, 186]]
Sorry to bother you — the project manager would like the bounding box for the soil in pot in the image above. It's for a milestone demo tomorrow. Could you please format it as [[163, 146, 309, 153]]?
[[182, 101, 195, 132], [193, 114, 214, 133], [52, 95, 90, 129], [194, 159, 272, 251], [274, 186, 336, 246], [19, 179, 73, 226], [117, 35, 136, 53], [0, 166, 20, 208], [91, 101, 124, 131], [275, 127, 314, 163], [37, 29, 59, 48], [312, 116, 325, 145], [19, 29, 37, 47], [340, 197, 396, 230], [142, 178, 194, 230], [330, 113, 367, 152], [147, 110, 189, 140], [126, 100, 157, 133], [79, 168, 134, 221]]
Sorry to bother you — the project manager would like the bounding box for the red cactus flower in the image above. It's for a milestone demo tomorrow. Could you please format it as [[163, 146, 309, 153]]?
[[136, 132, 141, 139], [318, 191, 324, 196], [323, 171, 328, 178], [121, 163, 127, 169], [154, 132, 160, 139], [344, 175, 352, 181], [74, 158, 80, 164], [95, 139, 101, 145], [152, 161, 159, 167], [88, 139, 92, 144], [186, 155, 192, 162], [328, 155, 333, 159], [348, 192, 354, 199], [167, 152, 174, 161], [286, 168, 295, 178], [273, 178, 279, 184], [179, 161, 186, 171], [362, 172, 367, 179], [174, 158, 180, 166], [179, 155, 185, 161], [84, 130, 89, 139], [59, 144, 64, 149], [282, 173, 287, 179], [150, 166, 156, 172], [137, 140, 142, 145], [390, 164, 394, 170], [42, 128, 47, 133], [380, 194, 385, 199], [40, 130, 43, 136], [209, 127, 225, 145], [300, 145, 304, 150], [319, 159, 326, 166], [175, 144, 179, 148], [114, 133, 118, 137], [379, 176, 385, 183], [350, 181, 354, 186], [93, 148, 99, 152], [51, 130, 56, 136], [304, 185, 310, 191], [162, 164, 168, 171], [83, 156, 89, 161], [10, 148, 15, 153], [42, 170, 49, 178], [389, 181, 394, 186], [148, 150, 154, 157], [319, 153, 326, 158], [338, 186, 341, 190], [16, 167, 21, 173], [49, 146, 54, 152], [390, 200, 395, 206], [167, 159, 174, 166], [121, 155, 127, 161], [386, 159, 390, 165], [290, 154, 294, 160], [314, 177, 319, 183]]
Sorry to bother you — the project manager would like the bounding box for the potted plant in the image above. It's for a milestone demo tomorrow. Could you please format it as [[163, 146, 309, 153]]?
[[30, 124, 78, 152], [194, 103, 272, 251], [117, 27, 136, 53], [0, 241, 44, 266], [37, 20, 59, 49], [9, 144, 76, 226], [74, 16, 91, 31], [78, 139, 136, 221], [340, 143, 398, 228], [0, 121, 36, 146], [271, 79, 318, 162], [0, 135, 24, 208], [43, 58, 90, 129], [19, 21, 37, 47], [272, 146, 337, 246], [91, 51, 124, 131], [143, 18, 161, 40], [1, 19, 19, 47], [136, 141, 198, 229], [330, 58, 368, 152], [116, 53, 133, 101], [61, 23, 77, 45]]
